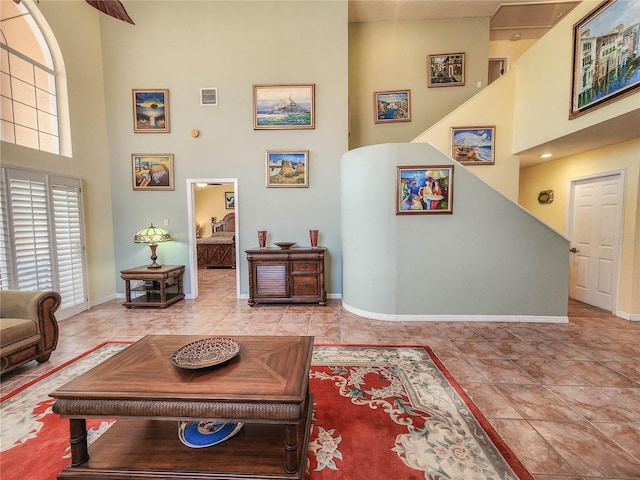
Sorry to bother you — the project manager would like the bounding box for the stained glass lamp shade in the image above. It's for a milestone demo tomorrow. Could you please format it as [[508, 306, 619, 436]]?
[[134, 223, 173, 269]]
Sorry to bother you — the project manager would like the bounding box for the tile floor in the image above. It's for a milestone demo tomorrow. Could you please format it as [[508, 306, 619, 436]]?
[[2, 268, 639, 479]]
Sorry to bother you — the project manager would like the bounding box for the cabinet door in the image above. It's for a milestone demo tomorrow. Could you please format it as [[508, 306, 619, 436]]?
[[255, 263, 287, 297]]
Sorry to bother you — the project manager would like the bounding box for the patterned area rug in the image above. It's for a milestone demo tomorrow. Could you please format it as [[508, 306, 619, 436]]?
[[1, 342, 533, 479]]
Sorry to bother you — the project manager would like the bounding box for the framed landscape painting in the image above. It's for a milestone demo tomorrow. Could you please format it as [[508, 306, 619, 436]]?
[[428, 53, 465, 87], [397, 165, 454, 215], [132, 154, 174, 190], [570, 0, 640, 119], [132, 89, 169, 133], [253, 84, 315, 130], [375, 90, 411, 123], [266, 150, 309, 187], [451, 126, 495, 165]]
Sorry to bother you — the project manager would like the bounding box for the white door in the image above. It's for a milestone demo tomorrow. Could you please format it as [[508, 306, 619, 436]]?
[[569, 173, 623, 311]]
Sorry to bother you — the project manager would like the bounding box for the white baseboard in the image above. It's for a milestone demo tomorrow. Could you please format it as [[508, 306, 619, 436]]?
[[615, 310, 640, 321], [342, 302, 568, 323]]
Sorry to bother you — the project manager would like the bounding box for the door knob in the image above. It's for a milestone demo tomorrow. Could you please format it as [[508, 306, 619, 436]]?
[[570, 247, 578, 253]]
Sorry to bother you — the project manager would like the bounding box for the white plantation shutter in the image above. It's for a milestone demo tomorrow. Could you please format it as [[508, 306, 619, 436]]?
[[1, 167, 87, 318], [51, 177, 86, 313], [8, 171, 53, 290]]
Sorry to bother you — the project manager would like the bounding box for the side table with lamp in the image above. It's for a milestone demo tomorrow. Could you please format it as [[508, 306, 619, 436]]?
[[121, 223, 185, 308]]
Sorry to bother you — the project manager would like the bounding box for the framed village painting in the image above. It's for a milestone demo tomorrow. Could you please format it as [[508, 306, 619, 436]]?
[[131, 154, 174, 191], [451, 126, 495, 165], [428, 53, 465, 87], [253, 84, 315, 130], [374, 90, 411, 123], [397, 165, 454, 214], [132, 89, 169, 133], [266, 150, 309, 187], [570, 0, 640, 119]]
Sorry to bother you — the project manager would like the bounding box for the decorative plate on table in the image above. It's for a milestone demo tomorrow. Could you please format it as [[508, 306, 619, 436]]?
[[178, 421, 244, 448], [274, 241, 296, 249], [170, 337, 240, 369]]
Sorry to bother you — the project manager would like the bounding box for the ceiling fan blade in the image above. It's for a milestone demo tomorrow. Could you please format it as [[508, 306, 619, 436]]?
[[85, 0, 135, 25]]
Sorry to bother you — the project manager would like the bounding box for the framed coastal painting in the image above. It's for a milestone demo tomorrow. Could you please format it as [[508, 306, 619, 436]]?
[[374, 90, 411, 123], [397, 165, 454, 215], [451, 126, 495, 165], [253, 84, 315, 130], [570, 0, 640, 119], [132, 89, 169, 133], [131, 154, 174, 190], [428, 53, 465, 87], [266, 150, 309, 187]]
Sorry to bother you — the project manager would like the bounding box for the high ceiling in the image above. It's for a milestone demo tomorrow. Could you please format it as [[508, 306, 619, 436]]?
[[348, 0, 580, 41]]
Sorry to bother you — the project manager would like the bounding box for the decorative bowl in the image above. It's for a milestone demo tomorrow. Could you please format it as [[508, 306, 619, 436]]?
[[170, 337, 240, 369], [274, 242, 296, 250], [178, 421, 244, 448]]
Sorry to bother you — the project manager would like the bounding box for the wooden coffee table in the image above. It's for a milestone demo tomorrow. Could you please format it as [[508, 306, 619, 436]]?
[[51, 335, 314, 479]]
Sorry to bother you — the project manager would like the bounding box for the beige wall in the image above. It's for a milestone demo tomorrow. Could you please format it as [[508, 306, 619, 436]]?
[[349, 17, 490, 150], [1, 1, 116, 305], [519, 139, 640, 318], [194, 185, 234, 238]]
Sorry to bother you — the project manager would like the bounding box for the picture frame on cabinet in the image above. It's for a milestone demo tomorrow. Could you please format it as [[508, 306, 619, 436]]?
[[397, 165, 454, 215], [451, 126, 495, 165], [570, 0, 640, 119], [132, 154, 174, 191], [132, 89, 170, 133], [253, 84, 315, 130], [266, 150, 309, 187], [427, 53, 465, 87], [374, 90, 411, 123]]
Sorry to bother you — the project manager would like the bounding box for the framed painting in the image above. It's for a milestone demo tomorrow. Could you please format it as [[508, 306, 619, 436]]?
[[451, 126, 495, 165], [253, 84, 315, 130], [397, 165, 454, 215], [570, 0, 640, 119], [374, 90, 411, 123], [132, 89, 169, 133], [266, 150, 309, 188], [428, 53, 465, 87], [225, 191, 235, 209], [131, 154, 174, 191]]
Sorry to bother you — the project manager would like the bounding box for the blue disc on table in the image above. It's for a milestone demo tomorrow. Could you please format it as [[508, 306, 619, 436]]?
[[178, 421, 243, 448]]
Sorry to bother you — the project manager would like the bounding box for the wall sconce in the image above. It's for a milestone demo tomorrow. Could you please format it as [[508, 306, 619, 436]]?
[[134, 223, 173, 269]]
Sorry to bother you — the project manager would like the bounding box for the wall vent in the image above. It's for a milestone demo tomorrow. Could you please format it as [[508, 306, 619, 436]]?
[[200, 88, 218, 106]]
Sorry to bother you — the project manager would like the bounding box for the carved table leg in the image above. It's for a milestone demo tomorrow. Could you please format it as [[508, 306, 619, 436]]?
[[284, 423, 299, 474], [69, 418, 89, 466]]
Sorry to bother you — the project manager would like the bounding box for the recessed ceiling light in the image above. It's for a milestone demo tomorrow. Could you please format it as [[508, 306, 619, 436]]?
[[540, 153, 552, 159]]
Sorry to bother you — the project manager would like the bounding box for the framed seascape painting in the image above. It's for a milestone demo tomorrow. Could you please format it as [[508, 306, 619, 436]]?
[[132, 89, 169, 133], [266, 150, 309, 188], [253, 84, 315, 130], [570, 0, 640, 119], [225, 192, 235, 209], [451, 126, 495, 165], [131, 154, 174, 191], [397, 165, 454, 215], [428, 53, 465, 87], [374, 90, 411, 123]]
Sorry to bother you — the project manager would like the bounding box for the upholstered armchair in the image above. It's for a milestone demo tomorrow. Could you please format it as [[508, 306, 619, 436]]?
[[0, 290, 61, 374]]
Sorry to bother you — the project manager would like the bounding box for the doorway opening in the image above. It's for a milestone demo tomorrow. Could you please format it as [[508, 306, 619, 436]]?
[[488, 57, 508, 85], [186, 178, 240, 299]]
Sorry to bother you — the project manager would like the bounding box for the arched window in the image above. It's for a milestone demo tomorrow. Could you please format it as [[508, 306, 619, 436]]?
[[0, 0, 70, 156]]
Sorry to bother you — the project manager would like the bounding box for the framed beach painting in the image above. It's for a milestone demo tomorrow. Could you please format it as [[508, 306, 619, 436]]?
[[451, 126, 495, 165], [266, 150, 309, 187], [374, 90, 411, 123], [253, 84, 315, 130], [570, 0, 640, 119], [132, 89, 169, 133], [428, 53, 465, 87], [397, 165, 454, 215], [131, 154, 174, 191]]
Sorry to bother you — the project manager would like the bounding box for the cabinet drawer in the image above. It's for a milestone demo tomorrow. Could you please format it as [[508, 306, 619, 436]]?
[[291, 275, 319, 296], [291, 262, 317, 272]]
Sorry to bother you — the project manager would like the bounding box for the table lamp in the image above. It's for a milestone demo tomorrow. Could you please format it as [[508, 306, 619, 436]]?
[[134, 223, 173, 269]]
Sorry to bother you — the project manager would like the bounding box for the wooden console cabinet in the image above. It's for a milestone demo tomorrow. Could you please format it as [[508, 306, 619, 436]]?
[[246, 247, 326, 306]]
